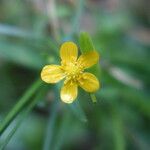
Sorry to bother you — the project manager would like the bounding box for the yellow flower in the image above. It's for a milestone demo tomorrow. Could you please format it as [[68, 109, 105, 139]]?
[[41, 42, 100, 103]]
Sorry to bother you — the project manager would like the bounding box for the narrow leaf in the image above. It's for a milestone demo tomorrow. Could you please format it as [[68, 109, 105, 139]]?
[[0, 79, 43, 136], [0, 86, 46, 150], [79, 32, 95, 52], [79, 32, 101, 103], [43, 87, 60, 150]]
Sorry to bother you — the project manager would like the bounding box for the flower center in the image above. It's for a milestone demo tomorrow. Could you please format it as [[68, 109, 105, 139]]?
[[62, 62, 83, 83]]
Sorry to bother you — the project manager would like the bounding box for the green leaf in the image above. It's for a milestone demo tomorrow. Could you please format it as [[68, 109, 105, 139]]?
[[79, 32, 101, 103], [79, 32, 95, 52], [79, 32, 101, 78]]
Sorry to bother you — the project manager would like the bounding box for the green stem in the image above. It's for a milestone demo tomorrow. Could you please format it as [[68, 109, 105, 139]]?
[[0, 79, 43, 136], [90, 93, 97, 103]]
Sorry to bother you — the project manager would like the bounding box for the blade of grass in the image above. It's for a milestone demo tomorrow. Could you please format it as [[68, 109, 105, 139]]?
[[0, 86, 47, 150], [111, 108, 125, 150], [0, 41, 45, 69], [0, 24, 32, 38], [0, 79, 43, 136], [53, 113, 71, 150], [43, 87, 59, 150]]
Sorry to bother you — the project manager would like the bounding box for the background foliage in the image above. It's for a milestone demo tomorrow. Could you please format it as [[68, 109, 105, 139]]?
[[0, 0, 149, 150]]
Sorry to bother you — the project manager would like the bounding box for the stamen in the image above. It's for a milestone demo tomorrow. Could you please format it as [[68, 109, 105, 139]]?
[[78, 79, 84, 85], [62, 60, 84, 83], [83, 76, 87, 79]]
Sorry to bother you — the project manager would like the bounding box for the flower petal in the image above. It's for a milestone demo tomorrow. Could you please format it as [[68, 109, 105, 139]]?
[[78, 72, 99, 92], [77, 51, 99, 69], [60, 42, 78, 64], [61, 80, 78, 103], [41, 65, 65, 83]]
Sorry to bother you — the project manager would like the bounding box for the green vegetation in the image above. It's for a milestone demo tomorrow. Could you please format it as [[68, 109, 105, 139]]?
[[0, 0, 149, 150]]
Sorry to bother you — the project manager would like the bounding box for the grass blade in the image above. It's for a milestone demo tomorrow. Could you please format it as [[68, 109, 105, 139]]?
[[0, 86, 46, 150], [43, 87, 59, 150], [0, 41, 45, 69], [0, 79, 43, 136], [111, 108, 125, 150]]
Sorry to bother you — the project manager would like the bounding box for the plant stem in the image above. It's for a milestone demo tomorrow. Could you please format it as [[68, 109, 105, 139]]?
[[90, 93, 97, 103], [0, 79, 43, 136]]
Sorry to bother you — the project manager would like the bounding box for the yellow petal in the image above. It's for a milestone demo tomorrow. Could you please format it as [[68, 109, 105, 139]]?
[[78, 72, 99, 92], [77, 51, 99, 69], [60, 42, 78, 64], [41, 65, 65, 83], [60, 80, 78, 103]]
